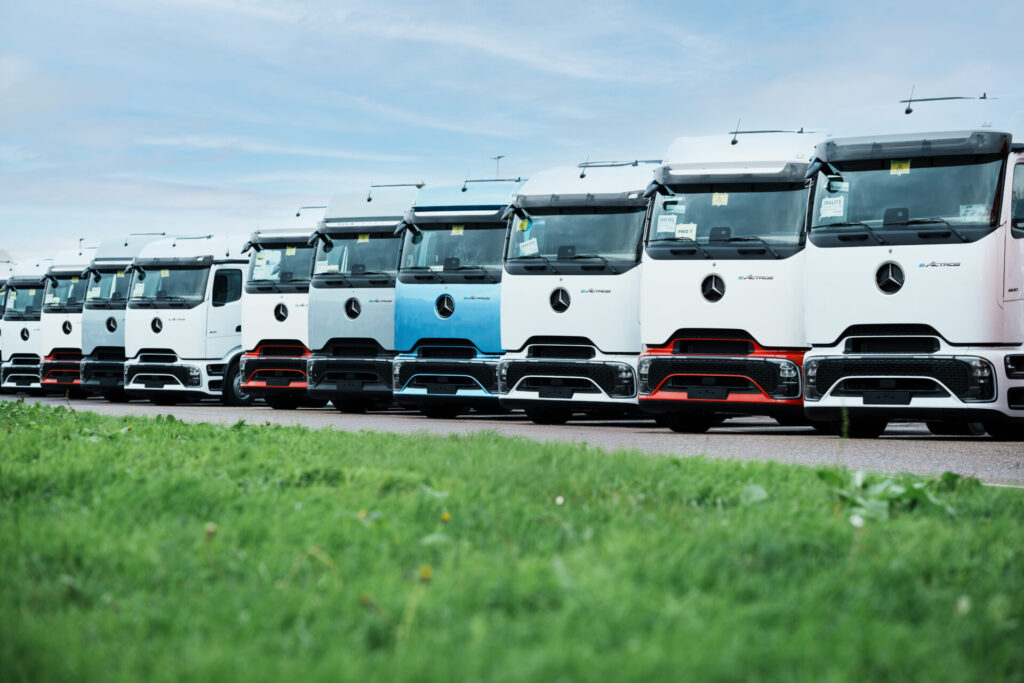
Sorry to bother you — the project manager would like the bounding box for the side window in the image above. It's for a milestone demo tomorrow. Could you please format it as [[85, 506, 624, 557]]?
[[212, 269, 242, 307], [1013, 164, 1024, 238]]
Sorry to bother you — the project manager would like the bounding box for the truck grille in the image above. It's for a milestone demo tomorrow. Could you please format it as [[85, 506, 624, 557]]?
[[647, 358, 780, 394], [813, 358, 971, 398], [505, 361, 616, 394]]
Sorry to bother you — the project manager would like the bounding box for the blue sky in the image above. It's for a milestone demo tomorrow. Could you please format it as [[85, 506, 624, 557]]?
[[1, 0, 1022, 258]]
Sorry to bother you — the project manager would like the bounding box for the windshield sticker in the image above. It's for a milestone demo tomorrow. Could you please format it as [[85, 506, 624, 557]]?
[[254, 252, 267, 263], [160, 269, 170, 277], [827, 180, 849, 193], [959, 204, 988, 220], [451, 225, 464, 236], [88, 286, 101, 298], [675, 223, 698, 240], [665, 201, 686, 214], [517, 219, 530, 232], [357, 234, 369, 244], [820, 196, 845, 218], [323, 264, 339, 272], [45, 294, 58, 305], [890, 160, 911, 176], [132, 283, 144, 297], [712, 193, 728, 207], [116, 270, 124, 277], [71, 276, 79, 283], [656, 215, 678, 233], [28, 289, 36, 295], [285, 246, 296, 256], [519, 237, 539, 256]]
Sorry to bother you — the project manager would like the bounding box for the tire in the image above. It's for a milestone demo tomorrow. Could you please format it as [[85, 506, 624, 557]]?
[[151, 395, 178, 406], [221, 361, 254, 407], [774, 415, 808, 427], [810, 420, 836, 435], [984, 421, 1024, 441], [264, 395, 301, 410], [302, 399, 329, 408], [838, 419, 888, 439], [657, 414, 716, 434], [333, 399, 366, 414], [103, 391, 130, 403], [927, 420, 986, 436], [421, 405, 461, 419], [525, 407, 572, 425]]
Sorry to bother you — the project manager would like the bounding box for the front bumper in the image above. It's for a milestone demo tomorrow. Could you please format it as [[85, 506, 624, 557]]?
[[497, 353, 638, 408], [306, 354, 394, 401], [40, 352, 83, 390], [393, 355, 500, 409], [81, 356, 127, 393], [240, 352, 309, 397], [124, 359, 223, 398], [1, 358, 41, 390]]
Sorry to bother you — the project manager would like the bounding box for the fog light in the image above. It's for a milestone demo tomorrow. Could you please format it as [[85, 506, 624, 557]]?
[[803, 358, 820, 400], [497, 361, 510, 394], [766, 359, 801, 399], [607, 362, 636, 398], [186, 365, 201, 387], [961, 357, 996, 402], [637, 356, 653, 394], [392, 360, 404, 390]]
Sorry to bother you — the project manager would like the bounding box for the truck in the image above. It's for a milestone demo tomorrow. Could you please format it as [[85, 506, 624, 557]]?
[[79, 235, 166, 401], [392, 180, 521, 418], [239, 228, 323, 409], [638, 134, 818, 432], [802, 116, 1024, 439], [122, 234, 252, 405], [305, 184, 421, 412], [0, 258, 54, 392], [498, 161, 656, 424], [38, 246, 98, 394], [0, 260, 12, 391]]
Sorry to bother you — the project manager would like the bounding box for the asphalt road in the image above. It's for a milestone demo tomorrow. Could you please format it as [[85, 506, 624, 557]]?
[[5, 394, 1024, 485]]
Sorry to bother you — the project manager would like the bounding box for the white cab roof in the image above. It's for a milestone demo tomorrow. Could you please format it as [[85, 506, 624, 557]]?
[[50, 247, 98, 274], [516, 164, 655, 198], [136, 234, 249, 262], [324, 186, 421, 222], [662, 133, 817, 176], [93, 234, 168, 264]]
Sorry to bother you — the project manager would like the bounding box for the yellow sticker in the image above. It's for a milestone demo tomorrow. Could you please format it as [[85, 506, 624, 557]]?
[[890, 160, 911, 176], [451, 225, 464, 236], [285, 246, 296, 256], [29, 289, 36, 295], [712, 193, 728, 206], [161, 269, 170, 277], [117, 270, 125, 277], [357, 234, 369, 243], [71, 276, 79, 283], [518, 219, 529, 232]]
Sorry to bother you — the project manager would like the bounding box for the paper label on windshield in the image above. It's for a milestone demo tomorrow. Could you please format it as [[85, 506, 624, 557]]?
[[675, 223, 697, 240], [959, 204, 988, 220], [712, 193, 728, 206], [160, 269, 170, 277], [890, 160, 911, 176], [116, 270, 125, 277], [451, 225, 464, 236], [45, 294, 58, 305], [285, 246, 296, 256], [517, 219, 530, 232], [88, 286, 101, 298], [71, 276, 79, 283], [656, 215, 678, 233], [519, 237, 539, 256], [357, 234, 369, 244], [28, 289, 35, 295], [820, 196, 845, 218], [133, 284, 144, 297]]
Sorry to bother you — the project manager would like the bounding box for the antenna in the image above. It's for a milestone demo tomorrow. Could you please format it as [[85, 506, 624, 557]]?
[[296, 205, 326, 218], [366, 182, 424, 203], [492, 155, 505, 176], [904, 84, 915, 114], [728, 120, 809, 144], [78, 237, 84, 255], [899, 89, 995, 115], [461, 177, 523, 192]]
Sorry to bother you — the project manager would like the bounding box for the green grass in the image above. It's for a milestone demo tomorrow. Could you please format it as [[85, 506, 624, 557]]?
[[0, 400, 1021, 682]]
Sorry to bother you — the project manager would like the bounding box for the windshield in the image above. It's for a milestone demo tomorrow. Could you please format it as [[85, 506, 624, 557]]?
[[811, 155, 1003, 239], [400, 223, 505, 271], [649, 185, 807, 246], [249, 244, 315, 283], [0, 287, 6, 316], [130, 267, 209, 303], [5, 285, 45, 317], [44, 275, 89, 311], [506, 208, 646, 263], [313, 233, 401, 276], [86, 270, 131, 305]]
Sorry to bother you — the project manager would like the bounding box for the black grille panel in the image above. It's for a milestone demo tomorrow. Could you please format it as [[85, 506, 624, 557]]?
[[88, 347, 126, 362], [506, 362, 615, 394], [647, 358, 780, 393], [418, 346, 476, 359], [399, 362, 496, 390], [814, 358, 971, 397]]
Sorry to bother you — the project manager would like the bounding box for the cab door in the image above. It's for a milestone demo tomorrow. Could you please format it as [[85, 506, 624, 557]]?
[[1004, 158, 1024, 303], [206, 267, 243, 359]]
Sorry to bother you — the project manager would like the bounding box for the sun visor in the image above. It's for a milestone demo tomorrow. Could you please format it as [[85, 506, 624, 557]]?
[[816, 130, 1011, 163]]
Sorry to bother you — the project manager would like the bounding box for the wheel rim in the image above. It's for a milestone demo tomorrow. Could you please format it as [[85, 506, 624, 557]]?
[[233, 371, 249, 402]]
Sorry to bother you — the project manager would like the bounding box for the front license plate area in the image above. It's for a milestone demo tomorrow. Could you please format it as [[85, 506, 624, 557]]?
[[337, 380, 363, 392], [267, 377, 290, 387], [426, 383, 459, 395], [539, 387, 574, 399], [688, 386, 728, 400], [863, 390, 911, 405]]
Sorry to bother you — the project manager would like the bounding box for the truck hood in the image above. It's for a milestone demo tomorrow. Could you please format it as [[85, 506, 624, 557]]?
[[308, 286, 395, 352], [125, 305, 209, 359], [242, 291, 310, 350], [39, 311, 84, 356], [82, 308, 126, 356], [395, 281, 501, 354], [1, 319, 43, 360]]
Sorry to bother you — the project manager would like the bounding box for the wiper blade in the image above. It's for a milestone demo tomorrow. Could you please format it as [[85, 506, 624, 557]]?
[[892, 217, 970, 243], [354, 270, 394, 282], [507, 254, 561, 273], [810, 221, 887, 245], [561, 253, 617, 272], [649, 236, 712, 259], [717, 236, 781, 258]]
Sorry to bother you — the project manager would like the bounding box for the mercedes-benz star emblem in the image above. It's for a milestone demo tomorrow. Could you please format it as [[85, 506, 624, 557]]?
[[701, 275, 725, 302], [62, 320, 73, 335], [875, 262, 905, 295], [20, 328, 29, 341], [436, 294, 455, 319], [151, 317, 163, 333], [274, 303, 289, 322], [106, 317, 118, 333], [550, 288, 571, 313], [344, 297, 361, 319]]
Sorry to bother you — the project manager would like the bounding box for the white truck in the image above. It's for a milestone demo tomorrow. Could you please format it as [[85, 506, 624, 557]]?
[[305, 185, 421, 412], [38, 246, 98, 394], [0, 260, 13, 390], [0, 258, 54, 392], [498, 161, 656, 424], [239, 228, 322, 409], [122, 234, 252, 405], [638, 134, 818, 432], [80, 235, 165, 401], [803, 120, 1024, 439]]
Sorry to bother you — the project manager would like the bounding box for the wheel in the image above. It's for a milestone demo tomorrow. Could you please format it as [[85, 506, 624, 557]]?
[[657, 414, 716, 433], [421, 405, 461, 419], [103, 391, 130, 403], [838, 419, 888, 439], [774, 415, 808, 427], [264, 395, 301, 410], [302, 398, 328, 408], [927, 420, 986, 436], [810, 420, 836, 435], [984, 421, 1024, 441], [333, 399, 366, 413], [525, 407, 571, 425], [221, 361, 254, 407], [151, 395, 178, 406]]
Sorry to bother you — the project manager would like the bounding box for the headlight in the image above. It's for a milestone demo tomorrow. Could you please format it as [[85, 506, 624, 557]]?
[[803, 358, 820, 400], [961, 357, 996, 402], [186, 365, 201, 386], [497, 360, 510, 394], [392, 360, 404, 390], [606, 362, 636, 398], [765, 358, 801, 399], [637, 356, 653, 394]]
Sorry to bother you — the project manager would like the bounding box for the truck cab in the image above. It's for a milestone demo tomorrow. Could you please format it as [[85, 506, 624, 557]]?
[[0, 258, 54, 392], [0, 260, 13, 389], [638, 134, 817, 432], [498, 162, 656, 424], [306, 185, 420, 412], [122, 234, 252, 405], [239, 228, 321, 409], [38, 246, 98, 394], [802, 125, 1024, 439], [393, 180, 521, 418], [80, 235, 166, 401]]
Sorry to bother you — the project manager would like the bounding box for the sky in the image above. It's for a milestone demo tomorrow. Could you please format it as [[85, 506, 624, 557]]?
[[1, 0, 1022, 258]]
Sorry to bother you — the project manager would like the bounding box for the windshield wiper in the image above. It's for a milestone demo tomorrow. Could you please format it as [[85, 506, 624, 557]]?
[[561, 253, 618, 273], [649, 236, 712, 259], [810, 221, 887, 245], [353, 270, 394, 282], [507, 254, 561, 274], [717, 236, 781, 258], [448, 265, 498, 281], [890, 217, 970, 243]]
